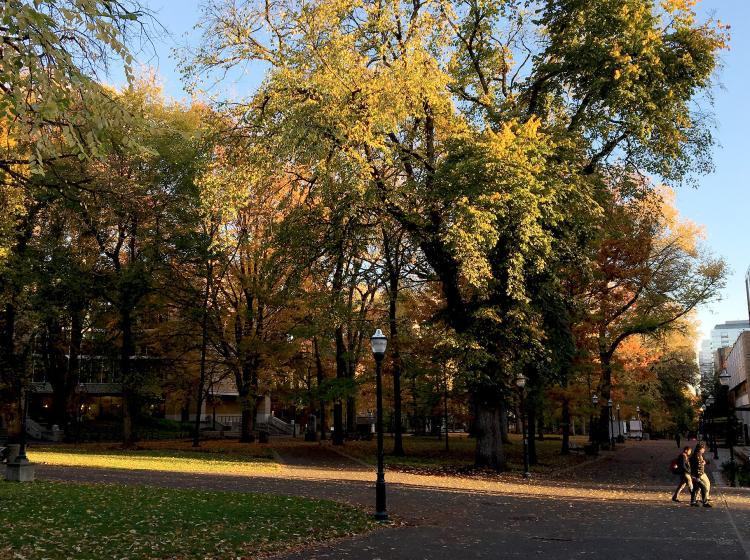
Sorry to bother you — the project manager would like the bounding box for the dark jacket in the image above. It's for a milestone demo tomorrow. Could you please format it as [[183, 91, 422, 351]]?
[[678, 453, 691, 475], [690, 453, 706, 477]]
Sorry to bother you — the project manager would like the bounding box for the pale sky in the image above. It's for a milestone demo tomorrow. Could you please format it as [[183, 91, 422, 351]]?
[[130, 0, 750, 347]]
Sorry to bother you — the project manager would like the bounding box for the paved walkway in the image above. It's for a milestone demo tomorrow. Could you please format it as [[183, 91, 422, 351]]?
[[36, 440, 750, 559]]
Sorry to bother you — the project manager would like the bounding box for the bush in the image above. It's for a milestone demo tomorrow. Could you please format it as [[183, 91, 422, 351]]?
[[721, 459, 750, 487]]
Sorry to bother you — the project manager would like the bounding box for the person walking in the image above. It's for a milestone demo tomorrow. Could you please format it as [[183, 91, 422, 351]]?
[[675, 432, 681, 448], [690, 442, 712, 507], [672, 446, 693, 502]]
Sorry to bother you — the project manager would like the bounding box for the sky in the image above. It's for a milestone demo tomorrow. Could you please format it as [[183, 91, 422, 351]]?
[[128, 0, 750, 347]]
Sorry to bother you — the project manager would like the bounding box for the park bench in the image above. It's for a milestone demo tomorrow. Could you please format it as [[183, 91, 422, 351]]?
[[568, 442, 584, 454]]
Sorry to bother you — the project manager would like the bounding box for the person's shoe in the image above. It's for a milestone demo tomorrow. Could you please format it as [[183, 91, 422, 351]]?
[[703, 502, 713, 508], [672, 497, 680, 502], [690, 502, 700, 507]]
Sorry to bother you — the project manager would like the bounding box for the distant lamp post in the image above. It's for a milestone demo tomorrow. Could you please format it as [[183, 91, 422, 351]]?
[[719, 370, 737, 486], [370, 328, 388, 520], [590, 394, 599, 446], [616, 404, 621, 442], [707, 396, 718, 460], [607, 398, 614, 448], [515, 373, 530, 478], [635, 405, 640, 421]]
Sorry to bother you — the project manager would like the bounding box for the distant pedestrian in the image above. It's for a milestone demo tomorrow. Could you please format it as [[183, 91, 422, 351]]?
[[671, 446, 693, 502], [675, 433, 681, 448], [690, 442, 712, 507]]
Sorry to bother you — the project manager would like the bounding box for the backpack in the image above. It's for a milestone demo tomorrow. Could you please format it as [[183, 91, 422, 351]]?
[[669, 458, 680, 475]]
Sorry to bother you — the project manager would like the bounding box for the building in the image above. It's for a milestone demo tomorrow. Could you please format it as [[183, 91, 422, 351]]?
[[710, 320, 750, 353], [746, 265, 750, 323], [724, 331, 750, 443], [699, 339, 713, 383], [700, 320, 750, 382]]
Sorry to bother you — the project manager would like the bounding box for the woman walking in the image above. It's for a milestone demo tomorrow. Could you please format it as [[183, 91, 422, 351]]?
[[690, 442, 712, 508]]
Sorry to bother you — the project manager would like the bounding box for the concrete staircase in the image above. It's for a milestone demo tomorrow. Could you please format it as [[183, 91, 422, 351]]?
[[256, 416, 293, 436]]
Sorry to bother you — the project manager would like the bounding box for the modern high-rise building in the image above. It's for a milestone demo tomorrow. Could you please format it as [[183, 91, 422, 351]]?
[[699, 320, 750, 384], [710, 320, 750, 354], [699, 339, 713, 382]]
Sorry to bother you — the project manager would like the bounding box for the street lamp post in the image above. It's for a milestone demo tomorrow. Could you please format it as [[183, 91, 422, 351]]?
[[607, 399, 614, 448], [719, 370, 737, 487], [16, 386, 31, 463], [370, 329, 388, 520], [616, 403, 621, 443], [590, 394, 599, 449], [707, 396, 718, 460], [516, 373, 530, 478]]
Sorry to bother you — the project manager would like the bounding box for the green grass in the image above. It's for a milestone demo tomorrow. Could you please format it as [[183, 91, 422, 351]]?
[[0, 481, 375, 559], [29, 447, 279, 476], [344, 434, 590, 475]]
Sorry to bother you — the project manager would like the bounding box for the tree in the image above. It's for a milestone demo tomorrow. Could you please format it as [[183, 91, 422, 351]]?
[[187, 0, 726, 469], [580, 186, 725, 439], [0, 0, 148, 177]]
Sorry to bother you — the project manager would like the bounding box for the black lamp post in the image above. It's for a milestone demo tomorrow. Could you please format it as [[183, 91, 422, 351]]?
[[699, 404, 706, 441], [707, 396, 718, 460], [591, 393, 599, 446], [616, 403, 621, 442], [16, 386, 31, 464], [370, 328, 388, 520], [516, 373, 530, 478], [719, 369, 737, 487], [607, 398, 614, 448]]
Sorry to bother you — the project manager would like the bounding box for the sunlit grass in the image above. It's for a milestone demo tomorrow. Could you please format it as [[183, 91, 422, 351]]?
[[0, 481, 375, 559], [344, 433, 590, 474], [29, 447, 279, 476]]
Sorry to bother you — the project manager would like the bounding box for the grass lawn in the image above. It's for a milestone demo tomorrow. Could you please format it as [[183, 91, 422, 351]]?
[[29, 442, 278, 476], [0, 481, 375, 559], [343, 433, 590, 475]]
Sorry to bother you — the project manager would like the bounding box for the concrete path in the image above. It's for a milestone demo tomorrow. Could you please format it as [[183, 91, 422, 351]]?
[[35, 440, 750, 560]]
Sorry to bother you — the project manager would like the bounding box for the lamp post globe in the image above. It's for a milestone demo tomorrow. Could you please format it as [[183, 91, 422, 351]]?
[[370, 329, 388, 521], [592, 394, 598, 406]]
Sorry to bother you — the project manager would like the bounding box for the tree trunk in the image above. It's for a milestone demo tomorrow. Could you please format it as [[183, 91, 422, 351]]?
[[346, 396, 356, 435], [313, 336, 326, 440], [240, 406, 254, 442], [527, 397, 538, 466], [384, 230, 404, 456], [120, 307, 137, 447], [473, 396, 505, 470], [500, 400, 511, 444], [193, 263, 213, 447], [444, 383, 449, 452], [333, 327, 347, 445], [67, 307, 84, 429], [44, 317, 69, 428], [561, 396, 571, 455], [598, 354, 613, 447]]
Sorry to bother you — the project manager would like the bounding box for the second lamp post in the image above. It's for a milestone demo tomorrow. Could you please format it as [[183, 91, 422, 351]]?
[[370, 329, 388, 520], [516, 373, 530, 478]]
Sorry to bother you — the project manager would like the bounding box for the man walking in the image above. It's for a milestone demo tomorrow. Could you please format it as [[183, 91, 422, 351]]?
[[690, 442, 712, 508], [672, 446, 693, 502]]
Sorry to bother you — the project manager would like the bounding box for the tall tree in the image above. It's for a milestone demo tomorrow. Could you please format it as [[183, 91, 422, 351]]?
[[187, 0, 726, 468]]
